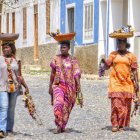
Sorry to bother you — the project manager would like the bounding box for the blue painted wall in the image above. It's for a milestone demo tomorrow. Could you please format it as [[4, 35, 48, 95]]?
[[94, 0, 99, 44], [60, 0, 99, 45]]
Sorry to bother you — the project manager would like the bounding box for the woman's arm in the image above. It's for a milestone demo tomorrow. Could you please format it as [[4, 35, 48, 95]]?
[[18, 60, 29, 92], [75, 76, 80, 92], [49, 68, 55, 106], [132, 69, 139, 93], [101, 58, 110, 70], [20, 76, 29, 92], [49, 68, 55, 95], [72, 58, 81, 92]]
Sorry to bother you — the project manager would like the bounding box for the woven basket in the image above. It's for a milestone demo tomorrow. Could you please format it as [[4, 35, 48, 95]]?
[[0, 33, 19, 41], [54, 32, 76, 42], [109, 31, 133, 38]]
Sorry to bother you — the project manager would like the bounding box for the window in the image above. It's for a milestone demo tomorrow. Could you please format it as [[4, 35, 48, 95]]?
[[84, 2, 93, 42], [67, 8, 74, 33], [46, 0, 50, 34], [6, 13, 9, 33], [23, 7, 27, 39], [12, 12, 15, 33]]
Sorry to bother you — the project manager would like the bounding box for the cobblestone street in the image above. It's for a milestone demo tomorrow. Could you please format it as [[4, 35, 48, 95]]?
[[3, 74, 140, 140]]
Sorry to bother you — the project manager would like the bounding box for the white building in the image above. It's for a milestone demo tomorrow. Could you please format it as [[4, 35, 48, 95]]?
[[98, 0, 140, 64], [1, 0, 60, 59]]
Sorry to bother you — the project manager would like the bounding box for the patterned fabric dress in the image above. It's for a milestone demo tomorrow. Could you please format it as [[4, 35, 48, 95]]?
[[50, 54, 81, 129], [106, 51, 138, 127]]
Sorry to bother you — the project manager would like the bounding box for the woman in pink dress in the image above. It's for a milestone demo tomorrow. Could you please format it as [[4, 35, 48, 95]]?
[[49, 40, 81, 133]]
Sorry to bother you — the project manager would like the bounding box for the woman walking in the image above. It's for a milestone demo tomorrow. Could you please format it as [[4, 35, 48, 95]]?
[[0, 33, 29, 138], [49, 32, 82, 133], [101, 26, 139, 132]]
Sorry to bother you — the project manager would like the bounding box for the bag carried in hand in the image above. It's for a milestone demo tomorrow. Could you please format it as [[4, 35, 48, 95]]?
[[18, 85, 23, 95], [76, 91, 83, 108]]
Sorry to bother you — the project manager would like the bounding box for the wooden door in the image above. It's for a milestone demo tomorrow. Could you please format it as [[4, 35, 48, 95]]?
[[34, 4, 39, 61]]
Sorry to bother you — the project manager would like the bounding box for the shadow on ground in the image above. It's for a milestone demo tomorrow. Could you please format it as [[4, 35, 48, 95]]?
[[101, 126, 138, 132], [10, 131, 33, 137], [48, 128, 82, 134]]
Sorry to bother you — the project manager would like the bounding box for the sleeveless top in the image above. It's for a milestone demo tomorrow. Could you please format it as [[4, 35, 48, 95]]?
[[0, 56, 19, 92]]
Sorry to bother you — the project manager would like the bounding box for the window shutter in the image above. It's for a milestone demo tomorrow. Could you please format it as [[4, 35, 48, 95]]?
[[23, 7, 27, 39], [12, 12, 15, 33], [46, 0, 50, 34], [34, 4, 39, 60], [6, 13, 9, 33]]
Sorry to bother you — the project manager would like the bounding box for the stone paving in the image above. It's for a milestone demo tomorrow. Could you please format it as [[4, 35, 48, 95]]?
[[3, 74, 140, 140]]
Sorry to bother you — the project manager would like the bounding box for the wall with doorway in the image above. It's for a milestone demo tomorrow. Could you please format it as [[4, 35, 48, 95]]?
[[131, 0, 140, 33], [134, 37, 140, 80], [60, 0, 84, 45], [98, 0, 107, 61]]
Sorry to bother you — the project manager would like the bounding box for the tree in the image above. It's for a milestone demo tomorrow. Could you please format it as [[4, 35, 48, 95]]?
[[0, 0, 19, 13]]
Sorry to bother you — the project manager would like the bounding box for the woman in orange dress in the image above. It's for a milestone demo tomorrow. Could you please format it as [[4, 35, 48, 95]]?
[[102, 38, 139, 132]]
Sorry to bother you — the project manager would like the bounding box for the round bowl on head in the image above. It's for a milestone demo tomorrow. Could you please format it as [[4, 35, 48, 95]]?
[[54, 32, 76, 42], [0, 33, 19, 41]]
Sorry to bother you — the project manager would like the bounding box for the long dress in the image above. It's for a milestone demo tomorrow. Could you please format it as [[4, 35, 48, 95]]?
[[106, 51, 138, 127], [50, 54, 81, 129]]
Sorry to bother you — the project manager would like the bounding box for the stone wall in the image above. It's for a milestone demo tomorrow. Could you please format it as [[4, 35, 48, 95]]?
[[16, 43, 98, 74], [75, 45, 98, 74], [16, 43, 58, 71]]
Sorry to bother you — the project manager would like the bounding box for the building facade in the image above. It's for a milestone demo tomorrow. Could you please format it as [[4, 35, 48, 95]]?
[[0, 0, 60, 60], [60, 0, 140, 65], [60, 0, 99, 45], [0, 0, 140, 74]]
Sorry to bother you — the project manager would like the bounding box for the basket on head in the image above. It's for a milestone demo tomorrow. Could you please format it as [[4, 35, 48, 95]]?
[[53, 32, 76, 42], [109, 32, 134, 39], [109, 25, 134, 39], [48, 30, 76, 42]]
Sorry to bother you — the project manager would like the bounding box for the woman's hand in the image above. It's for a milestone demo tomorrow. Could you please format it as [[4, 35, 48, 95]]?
[[134, 82, 139, 92], [49, 86, 53, 106], [24, 87, 29, 93], [49, 86, 53, 95], [101, 58, 106, 63]]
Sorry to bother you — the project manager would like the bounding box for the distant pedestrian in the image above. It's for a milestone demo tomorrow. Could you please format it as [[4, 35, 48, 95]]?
[[49, 32, 83, 133], [0, 33, 29, 138], [100, 26, 139, 132]]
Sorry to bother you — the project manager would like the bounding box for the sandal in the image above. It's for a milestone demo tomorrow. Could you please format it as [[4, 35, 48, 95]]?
[[112, 126, 119, 132], [0, 131, 6, 138], [119, 126, 124, 131]]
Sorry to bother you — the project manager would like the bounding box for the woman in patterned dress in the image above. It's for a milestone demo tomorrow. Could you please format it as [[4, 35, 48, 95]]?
[[49, 40, 81, 133], [102, 38, 139, 132]]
